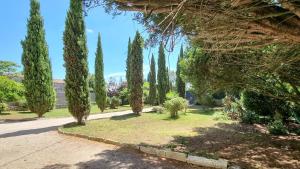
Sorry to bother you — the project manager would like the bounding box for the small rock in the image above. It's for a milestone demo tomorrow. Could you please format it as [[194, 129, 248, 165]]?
[[228, 165, 242, 169]]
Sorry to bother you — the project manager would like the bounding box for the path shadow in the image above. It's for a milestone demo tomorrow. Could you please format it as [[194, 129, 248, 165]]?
[[75, 147, 202, 169], [161, 122, 300, 169], [0, 113, 11, 115], [18, 111, 34, 114], [110, 113, 140, 121], [0, 125, 60, 138], [0, 118, 38, 124], [41, 164, 71, 169]]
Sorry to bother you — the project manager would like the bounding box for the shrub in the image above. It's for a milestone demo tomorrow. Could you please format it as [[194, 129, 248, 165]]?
[[224, 96, 243, 120], [197, 94, 215, 106], [0, 102, 7, 113], [106, 97, 111, 108], [212, 90, 226, 100], [241, 111, 259, 124], [268, 120, 288, 135], [164, 97, 188, 118], [213, 111, 230, 121], [110, 96, 120, 109], [166, 91, 179, 101], [15, 100, 28, 111], [119, 88, 129, 105], [152, 106, 164, 113], [241, 90, 272, 116]]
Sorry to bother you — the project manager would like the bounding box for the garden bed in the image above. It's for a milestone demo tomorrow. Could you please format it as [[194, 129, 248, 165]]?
[[60, 107, 300, 169]]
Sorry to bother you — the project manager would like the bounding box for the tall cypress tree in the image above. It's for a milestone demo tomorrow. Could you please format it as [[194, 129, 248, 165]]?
[[157, 43, 168, 104], [126, 38, 132, 89], [21, 0, 55, 117], [176, 45, 186, 97], [149, 54, 157, 105], [63, 0, 90, 124], [95, 33, 106, 112], [130, 32, 143, 115], [166, 67, 171, 92]]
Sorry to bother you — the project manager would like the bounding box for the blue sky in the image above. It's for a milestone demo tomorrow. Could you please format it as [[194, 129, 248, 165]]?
[[0, 0, 184, 80]]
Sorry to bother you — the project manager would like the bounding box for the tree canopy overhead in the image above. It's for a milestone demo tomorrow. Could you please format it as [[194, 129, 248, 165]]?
[[84, 0, 300, 53]]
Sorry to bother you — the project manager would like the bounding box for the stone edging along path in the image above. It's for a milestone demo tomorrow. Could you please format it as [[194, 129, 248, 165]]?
[[58, 128, 228, 169]]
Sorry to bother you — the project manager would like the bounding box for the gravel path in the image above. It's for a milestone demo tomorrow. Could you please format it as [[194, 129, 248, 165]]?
[[0, 108, 202, 169]]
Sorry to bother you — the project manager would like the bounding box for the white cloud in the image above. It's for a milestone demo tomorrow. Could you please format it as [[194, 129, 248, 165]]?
[[86, 28, 94, 34], [105, 72, 126, 79]]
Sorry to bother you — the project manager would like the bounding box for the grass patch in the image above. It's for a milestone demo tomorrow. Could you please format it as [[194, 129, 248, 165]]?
[[60, 109, 230, 146], [0, 104, 136, 120], [60, 107, 300, 169]]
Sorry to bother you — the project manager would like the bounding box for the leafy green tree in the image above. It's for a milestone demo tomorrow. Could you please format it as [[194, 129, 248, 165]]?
[[129, 31, 144, 115], [176, 45, 186, 97], [0, 76, 25, 103], [63, 0, 90, 124], [126, 38, 132, 89], [157, 43, 168, 104], [95, 34, 107, 112], [110, 96, 120, 109], [21, 0, 55, 117], [149, 54, 157, 105], [0, 61, 19, 75]]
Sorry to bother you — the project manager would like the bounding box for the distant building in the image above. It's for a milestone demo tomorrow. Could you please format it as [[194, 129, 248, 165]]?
[[53, 79, 67, 108], [53, 79, 95, 108]]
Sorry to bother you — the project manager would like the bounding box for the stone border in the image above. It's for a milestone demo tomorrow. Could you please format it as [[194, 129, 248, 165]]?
[[58, 128, 228, 169]]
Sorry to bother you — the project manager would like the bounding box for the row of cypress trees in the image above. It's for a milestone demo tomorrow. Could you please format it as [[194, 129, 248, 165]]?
[[22, 0, 106, 124], [22, 0, 184, 123], [146, 43, 186, 106]]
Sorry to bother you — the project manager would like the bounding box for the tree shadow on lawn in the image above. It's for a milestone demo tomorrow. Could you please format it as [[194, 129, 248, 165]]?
[[18, 111, 34, 114], [74, 147, 204, 169], [188, 109, 216, 116], [162, 122, 300, 169]]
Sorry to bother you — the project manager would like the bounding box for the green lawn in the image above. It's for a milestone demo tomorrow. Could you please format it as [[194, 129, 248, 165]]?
[[61, 107, 231, 146], [0, 104, 134, 120], [60, 107, 300, 169]]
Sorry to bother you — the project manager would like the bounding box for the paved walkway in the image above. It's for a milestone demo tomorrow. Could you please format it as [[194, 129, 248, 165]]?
[[0, 108, 201, 169]]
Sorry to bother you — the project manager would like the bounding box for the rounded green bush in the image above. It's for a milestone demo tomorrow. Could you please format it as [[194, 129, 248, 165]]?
[[164, 97, 188, 118], [152, 106, 164, 114], [110, 96, 120, 109], [268, 120, 288, 135], [241, 111, 259, 124], [241, 90, 272, 116]]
